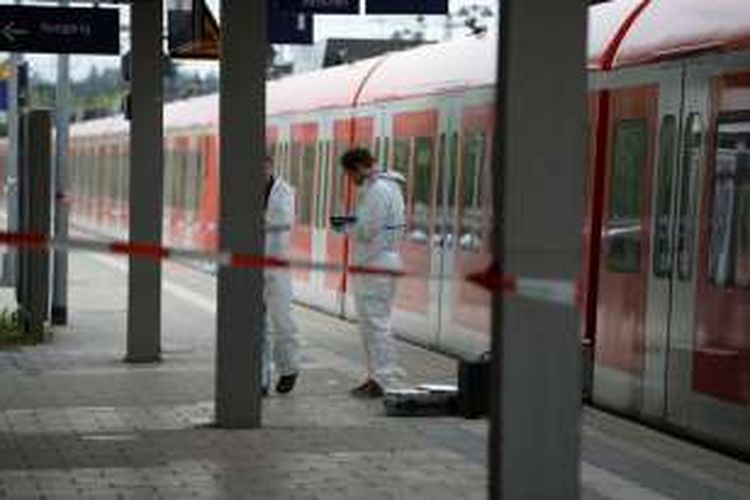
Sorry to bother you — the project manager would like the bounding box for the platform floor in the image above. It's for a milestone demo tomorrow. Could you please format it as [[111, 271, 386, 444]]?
[[0, 252, 748, 499]]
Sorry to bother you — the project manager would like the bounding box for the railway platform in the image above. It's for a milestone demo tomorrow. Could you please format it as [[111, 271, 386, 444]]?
[[0, 253, 748, 499]]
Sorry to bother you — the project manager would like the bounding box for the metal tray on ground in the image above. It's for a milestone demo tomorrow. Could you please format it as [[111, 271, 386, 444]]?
[[383, 385, 458, 417]]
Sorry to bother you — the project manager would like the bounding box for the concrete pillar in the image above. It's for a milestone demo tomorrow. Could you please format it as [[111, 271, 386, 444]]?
[[19, 109, 52, 341], [214, 0, 266, 428], [51, 0, 71, 326], [489, 1, 587, 498], [126, 0, 163, 363], [5, 52, 20, 284]]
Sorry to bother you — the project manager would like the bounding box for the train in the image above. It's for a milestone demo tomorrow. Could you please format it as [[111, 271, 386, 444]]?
[[0, 0, 748, 456]]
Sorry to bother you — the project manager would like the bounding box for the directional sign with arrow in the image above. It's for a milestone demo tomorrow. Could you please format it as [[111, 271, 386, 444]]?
[[0, 5, 119, 55]]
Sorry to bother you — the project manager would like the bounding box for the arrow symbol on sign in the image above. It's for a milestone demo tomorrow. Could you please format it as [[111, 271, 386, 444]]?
[[2, 22, 30, 42]]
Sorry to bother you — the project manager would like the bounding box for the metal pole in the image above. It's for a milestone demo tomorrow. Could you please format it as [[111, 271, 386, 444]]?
[[215, 0, 266, 428], [489, 0, 587, 498], [126, 0, 163, 363], [51, 0, 71, 326]]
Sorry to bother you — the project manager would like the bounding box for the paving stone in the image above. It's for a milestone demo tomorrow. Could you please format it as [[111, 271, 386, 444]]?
[[0, 255, 748, 499]]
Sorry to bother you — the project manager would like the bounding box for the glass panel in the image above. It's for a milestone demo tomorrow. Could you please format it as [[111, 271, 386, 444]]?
[[459, 131, 486, 252], [442, 132, 459, 248], [676, 113, 702, 281], [392, 138, 410, 178], [185, 145, 200, 212], [98, 147, 108, 205], [316, 141, 329, 228], [710, 115, 750, 288], [329, 141, 347, 218], [292, 143, 316, 225], [409, 136, 433, 246], [122, 143, 130, 204], [653, 115, 677, 278], [606, 119, 647, 274]]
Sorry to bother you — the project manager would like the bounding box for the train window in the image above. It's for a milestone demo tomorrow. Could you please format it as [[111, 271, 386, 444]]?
[[442, 132, 459, 246], [184, 143, 201, 213], [97, 146, 108, 204], [653, 115, 677, 278], [676, 113, 702, 281], [109, 147, 119, 202], [290, 141, 315, 225], [121, 143, 130, 203], [164, 147, 174, 208], [709, 113, 750, 288], [122, 143, 130, 203], [393, 138, 410, 178], [410, 136, 434, 245], [606, 119, 647, 273], [316, 140, 330, 228], [329, 141, 348, 218], [460, 131, 486, 252], [180, 148, 190, 210]]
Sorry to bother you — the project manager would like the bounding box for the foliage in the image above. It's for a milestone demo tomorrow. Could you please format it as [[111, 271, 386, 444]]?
[[28, 62, 220, 122], [0, 308, 39, 348]]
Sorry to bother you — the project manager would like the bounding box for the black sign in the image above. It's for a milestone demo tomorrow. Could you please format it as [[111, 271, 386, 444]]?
[[270, 12, 314, 45], [0, 5, 119, 55], [0, 80, 7, 111], [366, 0, 448, 15], [274, 0, 358, 15]]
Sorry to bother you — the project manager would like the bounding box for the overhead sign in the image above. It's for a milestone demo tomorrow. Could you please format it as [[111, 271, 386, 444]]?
[[169, 1, 314, 59], [366, 0, 448, 15], [269, 12, 314, 45], [0, 5, 119, 55], [274, 0, 358, 15]]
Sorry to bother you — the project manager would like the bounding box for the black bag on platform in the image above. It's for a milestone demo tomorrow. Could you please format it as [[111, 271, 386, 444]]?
[[458, 352, 491, 419]]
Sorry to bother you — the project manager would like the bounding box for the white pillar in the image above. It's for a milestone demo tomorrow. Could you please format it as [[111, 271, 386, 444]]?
[[489, 1, 587, 497], [127, 0, 163, 363], [215, 0, 266, 428]]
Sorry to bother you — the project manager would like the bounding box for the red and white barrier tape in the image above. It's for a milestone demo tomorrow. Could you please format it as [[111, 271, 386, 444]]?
[[0, 230, 580, 308]]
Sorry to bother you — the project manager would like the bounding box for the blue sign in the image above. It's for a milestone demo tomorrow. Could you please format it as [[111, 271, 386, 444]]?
[[0, 5, 119, 55], [274, 0, 358, 15], [0, 80, 7, 111], [270, 12, 314, 44], [366, 0, 448, 15]]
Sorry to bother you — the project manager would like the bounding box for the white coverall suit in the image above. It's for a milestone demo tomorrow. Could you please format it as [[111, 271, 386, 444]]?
[[262, 176, 301, 388], [352, 171, 407, 390]]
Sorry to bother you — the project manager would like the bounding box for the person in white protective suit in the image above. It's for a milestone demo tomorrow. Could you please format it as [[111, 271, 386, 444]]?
[[262, 155, 301, 395], [337, 148, 407, 398]]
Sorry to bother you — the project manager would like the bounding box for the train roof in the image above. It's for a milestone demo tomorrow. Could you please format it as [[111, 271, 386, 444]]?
[[589, 0, 750, 68], [70, 0, 750, 139]]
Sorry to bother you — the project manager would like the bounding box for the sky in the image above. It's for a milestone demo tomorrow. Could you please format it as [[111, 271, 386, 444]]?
[[1, 0, 498, 82]]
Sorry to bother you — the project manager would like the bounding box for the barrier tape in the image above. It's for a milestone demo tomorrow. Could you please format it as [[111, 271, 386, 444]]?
[[0, 230, 580, 308]]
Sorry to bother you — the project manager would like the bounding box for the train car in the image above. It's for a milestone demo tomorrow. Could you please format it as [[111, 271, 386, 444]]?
[[17, 0, 749, 455]]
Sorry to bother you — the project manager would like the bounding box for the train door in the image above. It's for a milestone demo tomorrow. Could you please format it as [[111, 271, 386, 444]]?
[[445, 99, 494, 355], [390, 108, 440, 329], [328, 116, 374, 305], [434, 99, 462, 351], [592, 83, 658, 413], [289, 123, 319, 283], [685, 58, 750, 451], [642, 68, 685, 419], [311, 117, 334, 295], [643, 66, 708, 426], [196, 132, 220, 253]]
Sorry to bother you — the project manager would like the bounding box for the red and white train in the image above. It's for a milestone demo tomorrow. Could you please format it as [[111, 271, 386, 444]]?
[[1, 0, 749, 455]]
